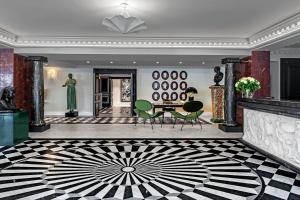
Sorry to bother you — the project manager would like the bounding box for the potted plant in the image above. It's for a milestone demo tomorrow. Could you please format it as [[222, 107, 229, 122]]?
[[235, 77, 261, 98]]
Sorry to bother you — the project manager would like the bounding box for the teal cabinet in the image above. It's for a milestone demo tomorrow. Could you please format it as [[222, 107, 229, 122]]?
[[0, 111, 29, 146]]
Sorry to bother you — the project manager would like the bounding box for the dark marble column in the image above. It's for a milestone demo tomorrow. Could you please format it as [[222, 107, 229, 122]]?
[[219, 58, 242, 132], [27, 56, 50, 132]]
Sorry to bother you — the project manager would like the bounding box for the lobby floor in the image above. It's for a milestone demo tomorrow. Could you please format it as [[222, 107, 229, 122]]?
[[0, 139, 299, 199], [29, 124, 242, 139]]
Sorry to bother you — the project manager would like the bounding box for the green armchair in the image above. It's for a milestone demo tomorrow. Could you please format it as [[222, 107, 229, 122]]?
[[170, 101, 204, 130], [134, 100, 164, 129]]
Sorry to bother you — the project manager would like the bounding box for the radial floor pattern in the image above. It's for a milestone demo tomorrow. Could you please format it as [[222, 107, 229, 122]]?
[[0, 145, 263, 200]]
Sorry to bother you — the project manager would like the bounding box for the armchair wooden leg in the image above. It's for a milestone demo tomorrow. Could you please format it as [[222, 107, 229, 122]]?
[[150, 119, 154, 129], [198, 119, 203, 130], [134, 117, 137, 126], [143, 119, 146, 125], [173, 118, 177, 128], [181, 119, 186, 131]]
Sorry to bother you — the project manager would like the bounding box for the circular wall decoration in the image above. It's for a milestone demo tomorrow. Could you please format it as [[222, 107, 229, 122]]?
[[170, 92, 179, 101], [152, 81, 160, 90], [161, 81, 169, 90], [180, 71, 188, 80], [180, 81, 187, 90], [170, 81, 178, 90], [152, 92, 160, 101], [161, 92, 170, 100], [170, 71, 178, 80], [152, 71, 160, 80], [161, 71, 169, 80], [180, 92, 187, 101]]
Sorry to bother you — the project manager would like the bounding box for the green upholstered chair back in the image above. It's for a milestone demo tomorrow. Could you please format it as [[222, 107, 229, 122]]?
[[183, 101, 203, 113], [135, 100, 153, 111]]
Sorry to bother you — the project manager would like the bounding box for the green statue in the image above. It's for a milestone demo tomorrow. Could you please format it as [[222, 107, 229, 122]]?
[[62, 73, 77, 112]]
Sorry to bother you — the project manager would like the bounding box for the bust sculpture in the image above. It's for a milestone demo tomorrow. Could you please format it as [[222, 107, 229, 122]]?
[[0, 86, 17, 112], [62, 73, 77, 113], [213, 66, 224, 86]]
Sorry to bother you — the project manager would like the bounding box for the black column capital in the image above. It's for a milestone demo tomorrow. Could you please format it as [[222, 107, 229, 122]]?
[[222, 58, 240, 64], [27, 56, 48, 63]]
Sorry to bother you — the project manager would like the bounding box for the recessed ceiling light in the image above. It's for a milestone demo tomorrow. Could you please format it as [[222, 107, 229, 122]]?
[[179, 61, 183, 64], [202, 61, 206, 65], [86, 60, 91, 64], [133, 61, 136, 64], [156, 61, 160, 64], [110, 61, 114, 64]]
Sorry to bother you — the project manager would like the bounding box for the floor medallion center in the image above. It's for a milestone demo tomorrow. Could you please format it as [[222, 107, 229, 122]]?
[[122, 166, 135, 173]]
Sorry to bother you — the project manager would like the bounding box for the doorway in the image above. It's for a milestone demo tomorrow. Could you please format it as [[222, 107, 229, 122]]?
[[94, 69, 137, 117], [281, 58, 300, 101]]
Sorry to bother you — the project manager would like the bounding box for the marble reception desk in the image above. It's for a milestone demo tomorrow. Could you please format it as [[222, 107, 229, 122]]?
[[238, 98, 300, 170]]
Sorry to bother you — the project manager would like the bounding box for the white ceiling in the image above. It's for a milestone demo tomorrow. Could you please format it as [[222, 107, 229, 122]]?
[[0, 0, 300, 38]]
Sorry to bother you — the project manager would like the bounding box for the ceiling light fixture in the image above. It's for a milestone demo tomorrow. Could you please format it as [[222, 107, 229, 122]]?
[[179, 61, 183, 65], [86, 60, 91, 64], [156, 61, 160, 64], [133, 61, 136, 64], [102, 2, 147, 34], [110, 61, 114, 64]]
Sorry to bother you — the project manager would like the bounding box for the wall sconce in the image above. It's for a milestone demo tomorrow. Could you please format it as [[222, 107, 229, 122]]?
[[47, 68, 58, 80]]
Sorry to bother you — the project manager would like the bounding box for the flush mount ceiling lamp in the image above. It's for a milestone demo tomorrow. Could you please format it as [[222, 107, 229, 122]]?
[[102, 2, 147, 34]]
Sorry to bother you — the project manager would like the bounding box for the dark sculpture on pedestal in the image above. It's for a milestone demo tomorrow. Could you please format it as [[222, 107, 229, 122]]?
[[0, 86, 17, 112], [62, 73, 78, 117], [213, 66, 224, 86]]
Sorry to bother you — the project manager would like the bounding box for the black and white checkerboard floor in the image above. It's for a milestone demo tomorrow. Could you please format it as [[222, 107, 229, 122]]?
[[44, 116, 210, 125], [0, 139, 299, 199]]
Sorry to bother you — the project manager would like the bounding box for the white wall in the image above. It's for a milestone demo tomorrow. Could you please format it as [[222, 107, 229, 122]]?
[[137, 67, 224, 112], [44, 65, 223, 115], [44, 67, 93, 116], [112, 79, 131, 107]]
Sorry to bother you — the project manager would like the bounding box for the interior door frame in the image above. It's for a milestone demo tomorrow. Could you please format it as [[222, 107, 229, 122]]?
[[280, 58, 300, 100], [93, 68, 137, 117]]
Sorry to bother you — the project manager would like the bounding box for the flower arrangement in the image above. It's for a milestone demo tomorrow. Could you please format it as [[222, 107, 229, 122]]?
[[235, 77, 261, 98]]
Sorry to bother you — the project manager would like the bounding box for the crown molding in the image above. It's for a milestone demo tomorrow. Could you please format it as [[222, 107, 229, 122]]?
[[0, 27, 17, 47], [249, 13, 300, 48], [1, 13, 300, 50]]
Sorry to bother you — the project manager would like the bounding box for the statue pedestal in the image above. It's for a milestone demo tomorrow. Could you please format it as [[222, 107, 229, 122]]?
[[65, 111, 78, 117], [209, 85, 225, 123]]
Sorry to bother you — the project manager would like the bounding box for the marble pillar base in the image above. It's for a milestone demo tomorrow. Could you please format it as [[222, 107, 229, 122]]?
[[29, 124, 50, 132]]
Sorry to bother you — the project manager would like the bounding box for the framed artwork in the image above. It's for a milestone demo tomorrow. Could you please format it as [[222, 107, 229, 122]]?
[[170, 71, 178, 80], [180, 71, 188, 80], [152, 81, 160, 90], [120, 79, 131, 102], [161, 71, 169, 80], [170, 92, 178, 101], [170, 81, 178, 90], [152, 92, 160, 101], [161, 92, 170, 100], [152, 71, 160, 80], [180, 92, 187, 101], [161, 81, 169, 90], [180, 81, 187, 90]]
